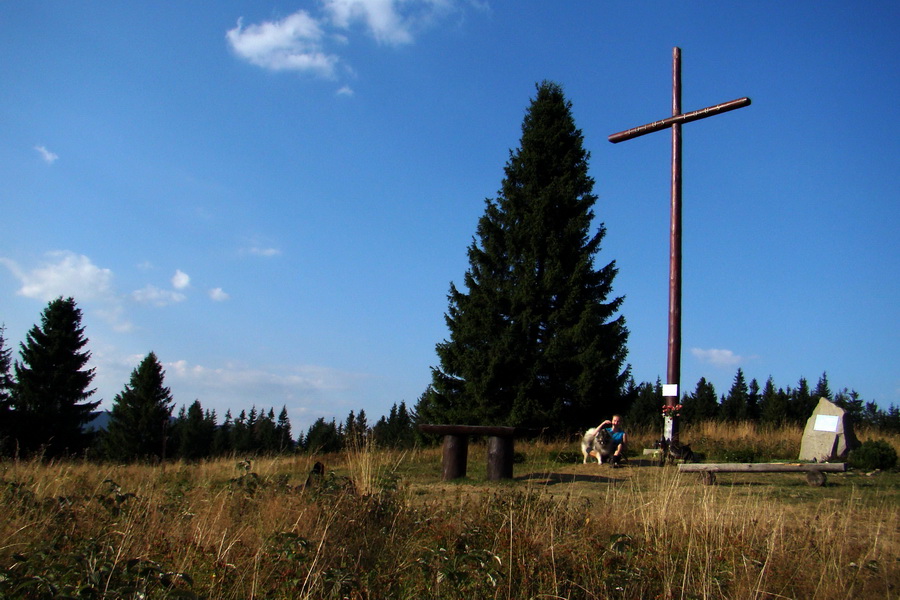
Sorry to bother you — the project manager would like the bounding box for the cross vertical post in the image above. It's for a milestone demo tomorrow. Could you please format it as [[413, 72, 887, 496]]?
[[609, 47, 750, 445], [668, 47, 683, 444]]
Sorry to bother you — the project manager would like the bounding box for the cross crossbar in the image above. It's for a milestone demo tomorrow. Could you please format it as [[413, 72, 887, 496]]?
[[609, 97, 751, 143]]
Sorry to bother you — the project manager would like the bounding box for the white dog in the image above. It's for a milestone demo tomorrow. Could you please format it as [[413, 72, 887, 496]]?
[[581, 426, 614, 464]]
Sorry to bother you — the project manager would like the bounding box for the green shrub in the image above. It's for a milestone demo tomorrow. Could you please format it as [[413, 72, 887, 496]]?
[[721, 447, 760, 463], [848, 440, 898, 471]]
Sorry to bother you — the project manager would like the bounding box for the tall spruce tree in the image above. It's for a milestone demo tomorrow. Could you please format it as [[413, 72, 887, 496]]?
[[103, 352, 174, 461], [419, 82, 629, 431], [254, 408, 278, 453], [12, 297, 99, 457], [746, 378, 761, 421], [812, 372, 832, 401], [174, 400, 215, 460], [682, 377, 718, 423], [720, 368, 750, 421], [275, 406, 293, 453], [788, 377, 813, 424], [760, 377, 789, 425]]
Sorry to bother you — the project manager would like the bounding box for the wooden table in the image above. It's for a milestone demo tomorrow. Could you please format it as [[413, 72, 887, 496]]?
[[418, 425, 535, 481]]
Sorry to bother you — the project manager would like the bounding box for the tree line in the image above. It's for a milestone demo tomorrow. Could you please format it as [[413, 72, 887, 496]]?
[[623, 369, 899, 433], [1, 297, 896, 463], [0, 299, 420, 460]]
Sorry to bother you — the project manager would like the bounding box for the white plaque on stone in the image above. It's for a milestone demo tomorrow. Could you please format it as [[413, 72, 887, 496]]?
[[813, 414, 839, 433], [662, 384, 678, 397]]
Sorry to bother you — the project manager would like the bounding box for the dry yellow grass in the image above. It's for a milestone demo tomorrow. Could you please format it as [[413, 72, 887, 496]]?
[[1, 425, 897, 599]]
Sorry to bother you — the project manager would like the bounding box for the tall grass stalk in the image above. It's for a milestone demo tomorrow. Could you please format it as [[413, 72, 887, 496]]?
[[344, 434, 408, 496]]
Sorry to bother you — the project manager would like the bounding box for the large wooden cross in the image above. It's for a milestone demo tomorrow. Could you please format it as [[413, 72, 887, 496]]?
[[609, 47, 750, 444]]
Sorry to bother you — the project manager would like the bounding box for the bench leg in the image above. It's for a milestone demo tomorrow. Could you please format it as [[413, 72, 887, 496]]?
[[487, 436, 514, 480], [699, 471, 717, 485], [441, 434, 469, 480], [806, 471, 826, 487]]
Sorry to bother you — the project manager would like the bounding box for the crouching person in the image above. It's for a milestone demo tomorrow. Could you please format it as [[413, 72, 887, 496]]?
[[597, 415, 627, 467]]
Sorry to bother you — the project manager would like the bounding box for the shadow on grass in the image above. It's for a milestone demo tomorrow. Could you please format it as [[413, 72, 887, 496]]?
[[516, 471, 626, 485]]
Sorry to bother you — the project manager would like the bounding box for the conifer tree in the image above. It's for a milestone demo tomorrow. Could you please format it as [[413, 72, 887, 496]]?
[[834, 388, 864, 423], [254, 408, 278, 453], [861, 399, 881, 428], [232, 410, 252, 452], [788, 377, 813, 424], [720, 368, 750, 421], [275, 406, 293, 452], [373, 401, 416, 448], [419, 81, 629, 431], [303, 417, 342, 454], [390, 401, 416, 448], [103, 352, 174, 461], [682, 377, 718, 423], [759, 377, 789, 426], [0, 326, 14, 454], [746, 378, 761, 421], [626, 379, 663, 429], [344, 410, 358, 440], [213, 409, 234, 455], [12, 297, 99, 457], [812, 372, 832, 401], [175, 400, 215, 460]]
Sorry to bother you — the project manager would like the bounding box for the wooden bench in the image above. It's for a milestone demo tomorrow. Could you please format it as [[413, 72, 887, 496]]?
[[678, 462, 847, 486], [418, 425, 534, 481]]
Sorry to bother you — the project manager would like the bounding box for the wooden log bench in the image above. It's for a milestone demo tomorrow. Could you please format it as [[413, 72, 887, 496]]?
[[678, 462, 847, 486], [418, 425, 534, 481]]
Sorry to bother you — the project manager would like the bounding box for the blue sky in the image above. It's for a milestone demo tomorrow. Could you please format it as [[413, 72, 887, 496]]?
[[2, 1, 898, 431]]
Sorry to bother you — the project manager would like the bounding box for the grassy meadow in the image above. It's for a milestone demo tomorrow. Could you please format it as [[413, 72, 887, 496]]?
[[1, 422, 897, 599]]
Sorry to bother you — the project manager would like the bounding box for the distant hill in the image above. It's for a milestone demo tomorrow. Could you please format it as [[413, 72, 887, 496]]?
[[84, 411, 178, 432], [85, 410, 111, 432]]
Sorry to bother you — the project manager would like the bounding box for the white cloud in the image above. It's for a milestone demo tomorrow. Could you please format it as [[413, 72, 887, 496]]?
[[0, 251, 133, 331], [209, 287, 230, 302], [95, 304, 134, 333], [336, 85, 355, 97], [131, 285, 186, 307], [324, 0, 414, 45], [171, 269, 190, 290], [1, 251, 113, 302], [228, 1, 469, 81], [691, 347, 747, 368], [323, 0, 455, 46], [247, 246, 282, 257], [226, 11, 340, 78], [35, 145, 59, 164]]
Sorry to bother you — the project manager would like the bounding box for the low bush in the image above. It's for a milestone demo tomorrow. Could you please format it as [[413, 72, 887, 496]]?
[[720, 447, 760, 463], [849, 439, 898, 471]]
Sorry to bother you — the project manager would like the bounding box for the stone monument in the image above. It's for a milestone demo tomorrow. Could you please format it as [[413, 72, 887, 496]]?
[[798, 397, 860, 462]]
